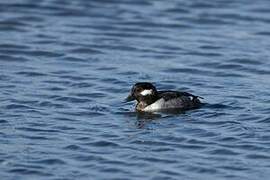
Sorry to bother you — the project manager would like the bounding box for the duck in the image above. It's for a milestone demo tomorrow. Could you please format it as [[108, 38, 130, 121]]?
[[126, 82, 202, 112]]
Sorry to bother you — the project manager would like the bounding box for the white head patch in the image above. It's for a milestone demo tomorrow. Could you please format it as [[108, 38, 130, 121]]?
[[140, 89, 153, 96]]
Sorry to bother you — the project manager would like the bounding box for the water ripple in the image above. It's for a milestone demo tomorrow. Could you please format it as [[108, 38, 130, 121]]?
[[1, 0, 270, 180]]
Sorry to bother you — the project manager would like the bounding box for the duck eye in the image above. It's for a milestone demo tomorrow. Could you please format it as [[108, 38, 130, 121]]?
[[135, 88, 141, 93]]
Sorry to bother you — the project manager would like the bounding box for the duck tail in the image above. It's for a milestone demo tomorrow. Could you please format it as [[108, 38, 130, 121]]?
[[195, 96, 204, 99], [191, 96, 204, 105]]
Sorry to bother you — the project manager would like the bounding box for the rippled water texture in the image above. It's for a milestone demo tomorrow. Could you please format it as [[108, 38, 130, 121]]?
[[1, 1, 270, 179]]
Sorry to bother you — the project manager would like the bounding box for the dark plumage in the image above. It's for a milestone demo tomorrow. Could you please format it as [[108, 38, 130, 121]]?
[[126, 82, 202, 112]]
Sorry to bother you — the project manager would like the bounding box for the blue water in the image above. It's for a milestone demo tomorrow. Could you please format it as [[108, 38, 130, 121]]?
[[1, 1, 270, 179]]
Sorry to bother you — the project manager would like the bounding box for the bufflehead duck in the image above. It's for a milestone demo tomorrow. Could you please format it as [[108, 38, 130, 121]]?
[[126, 82, 202, 112]]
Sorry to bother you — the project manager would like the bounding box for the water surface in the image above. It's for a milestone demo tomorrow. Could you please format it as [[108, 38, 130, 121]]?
[[1, 0, 270, 179]]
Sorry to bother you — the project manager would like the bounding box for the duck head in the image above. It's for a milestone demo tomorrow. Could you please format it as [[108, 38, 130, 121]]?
[[126, 82, 158, 105]]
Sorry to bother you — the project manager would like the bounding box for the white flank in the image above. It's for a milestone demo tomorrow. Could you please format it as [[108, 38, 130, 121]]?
[[143, 98, 185, 112], [143, 99, 165, 111], [140, 89, 153, 96]]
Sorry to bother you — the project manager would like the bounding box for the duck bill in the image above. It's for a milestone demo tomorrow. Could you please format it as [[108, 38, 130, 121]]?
[[125, 94, 135, 102]]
